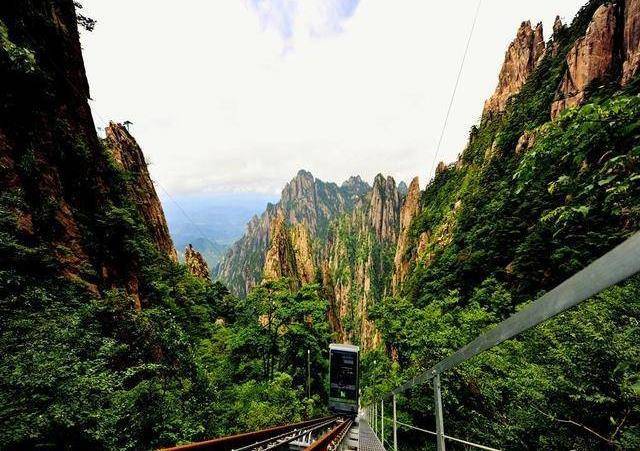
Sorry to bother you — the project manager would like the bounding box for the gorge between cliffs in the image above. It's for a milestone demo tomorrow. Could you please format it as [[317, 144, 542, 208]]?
[[1, 0, 640, 450]]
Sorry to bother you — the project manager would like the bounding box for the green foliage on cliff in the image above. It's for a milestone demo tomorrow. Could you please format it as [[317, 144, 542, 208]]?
[[365, 1, 640, 447], [0, 225, 330, 450], [0, 138, 331, 449]]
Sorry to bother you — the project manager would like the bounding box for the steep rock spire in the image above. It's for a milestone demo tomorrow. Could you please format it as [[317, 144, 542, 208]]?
[[185, 244, 210, 281], [368, 174, 401, 242], [105, 122, 178, 262], [392, 177, 421, 294], [262, 212, 316, 287], [551, 4, 618, 118], [483, 21, 546, 116]]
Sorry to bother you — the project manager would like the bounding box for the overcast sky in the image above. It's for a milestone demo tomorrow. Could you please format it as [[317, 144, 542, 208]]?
[[80, 0, 586, 195]]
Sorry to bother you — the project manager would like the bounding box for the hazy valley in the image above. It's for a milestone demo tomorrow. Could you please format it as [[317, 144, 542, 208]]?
[[1, 0, 640, 450]]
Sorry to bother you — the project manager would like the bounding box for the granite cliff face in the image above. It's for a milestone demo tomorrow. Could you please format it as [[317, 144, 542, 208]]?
[[0, 0, 178, 309], [1, 0, 101, 287], [105, 122, 177, 262], [185, 244, 210, 281], [551, 1, 640, 117], [321, 183, 400, 350], [220, 170, 407, 349], [263, 213, 316, 287], [622, 0, 640, 85], [392, 177, 421, 294], [218, 170, 370, 297], [551, 4, 618, 118], [368, 174, 401, 242], [483, 21, 546, 116]]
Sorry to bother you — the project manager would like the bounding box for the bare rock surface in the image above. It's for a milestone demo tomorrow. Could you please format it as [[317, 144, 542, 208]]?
[[106, 122, 177, 262], [622, 0, 640, 85], [484, 21, 546, 116], [392, 177, 421, 294], [185, 244, 210, 281], [551, 4, 617, 118]]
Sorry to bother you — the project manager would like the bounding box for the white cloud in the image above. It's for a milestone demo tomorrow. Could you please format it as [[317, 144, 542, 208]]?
[[80, 0, 586, 195]]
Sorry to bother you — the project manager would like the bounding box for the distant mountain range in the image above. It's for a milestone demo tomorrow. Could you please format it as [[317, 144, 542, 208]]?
[[162, 193, 277, 272]]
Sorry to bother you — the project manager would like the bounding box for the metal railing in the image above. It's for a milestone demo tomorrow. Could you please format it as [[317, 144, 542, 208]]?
[[363, 231, 640, 450]]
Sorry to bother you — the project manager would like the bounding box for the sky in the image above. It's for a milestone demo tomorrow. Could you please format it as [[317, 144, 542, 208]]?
[[79, 0, 586, 196]]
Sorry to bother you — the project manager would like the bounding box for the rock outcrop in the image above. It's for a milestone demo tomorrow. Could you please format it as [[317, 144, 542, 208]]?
[[106, 123, 177, 262], [622, 0, 640, 85], [185, 244, 210, 281], [0, 0, 172, 308], [218, 170, 370, 297], [551, 16, 565, 57], [220, 170, 404, 350], [392, 177, 421, 294], [515, 130, 536, 156], [551, 4, 618, 118], [263, 213, 315, 286], [483, 21, 546, 116], [369, 174, 401, 242]]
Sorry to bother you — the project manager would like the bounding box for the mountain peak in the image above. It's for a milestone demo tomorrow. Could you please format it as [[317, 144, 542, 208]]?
[[341, 175, 370, 198], [369, 174, 400, 241], [295, 169, 314, 179], [483, 18, 546, 117]]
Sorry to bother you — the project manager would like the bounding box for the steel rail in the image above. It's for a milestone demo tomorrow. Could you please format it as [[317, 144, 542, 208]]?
[[234, 417, 338, 451], [158, 415, 337, 451], [305, 418, 353, 451], [387, 230, 640, 396]]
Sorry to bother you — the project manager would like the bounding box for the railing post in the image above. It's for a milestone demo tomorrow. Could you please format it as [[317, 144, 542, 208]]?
[[393, 394, 397, 451], [375, 403, 378, 435], [434, 373, 446, 451], [381, 399, 384, 444], [372, 404, 374, 431]]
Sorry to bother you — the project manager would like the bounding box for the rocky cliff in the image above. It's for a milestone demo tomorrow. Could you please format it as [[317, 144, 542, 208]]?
[[551, 0, 640, 117], [622, 0, 640, 85], [551, 4, 618, 118], [379, 1, 640, 447], [185, 244, 210, 281], [221, 170, 406, 349], [392, 177, 421, 294], [105, 122, 177, 262], [483, 21, 546, 116], [218, 170, 370, 297], [0, 4, 260, 447], [263, 212, 316, 287], [368, 174, 401, 242], [0, 0, 184, 312]]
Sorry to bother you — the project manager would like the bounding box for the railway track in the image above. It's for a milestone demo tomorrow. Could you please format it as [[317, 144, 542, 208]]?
[[160, 415, 357, 451]]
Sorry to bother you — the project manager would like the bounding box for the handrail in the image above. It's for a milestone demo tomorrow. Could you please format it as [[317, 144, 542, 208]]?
[[365, 230, 640, 451], [386, 230, 640, 397]]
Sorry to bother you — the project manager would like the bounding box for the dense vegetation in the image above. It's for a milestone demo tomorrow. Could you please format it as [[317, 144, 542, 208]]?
[[0, 2, 334, 448], [0, 138, 332, 449], [363, 1, 640, 449], [1, 191, 331, 450], [3, 0, 640, 450]]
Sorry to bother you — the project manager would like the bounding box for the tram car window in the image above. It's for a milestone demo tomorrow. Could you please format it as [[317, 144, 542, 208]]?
[[328, 343, 359, 415]]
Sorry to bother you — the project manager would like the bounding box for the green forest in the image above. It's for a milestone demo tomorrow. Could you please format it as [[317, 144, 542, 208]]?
[[1, 0, 640, 450], [364, 1, 640, 448]]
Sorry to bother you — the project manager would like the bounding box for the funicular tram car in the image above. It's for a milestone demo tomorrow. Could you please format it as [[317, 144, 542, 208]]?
[[328, 343, 359, 416]]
